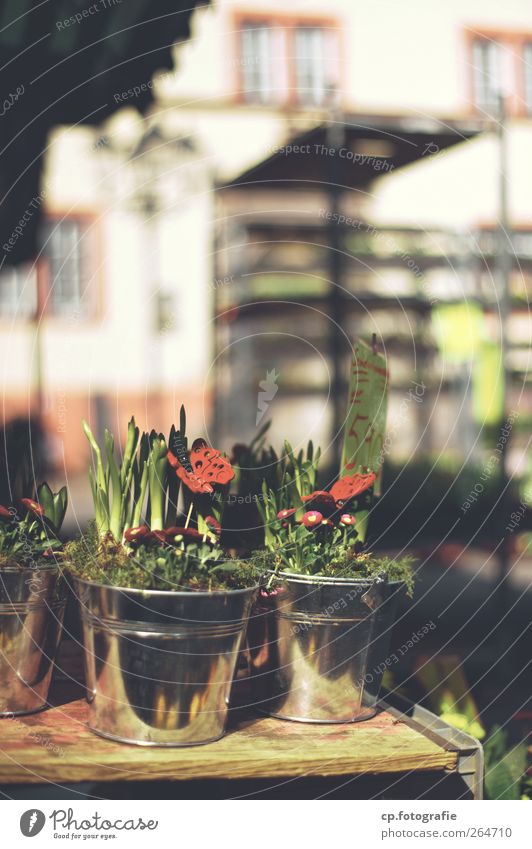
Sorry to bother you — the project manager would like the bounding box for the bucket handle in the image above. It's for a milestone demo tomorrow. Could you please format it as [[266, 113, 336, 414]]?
[[361, 571, 388, 611]]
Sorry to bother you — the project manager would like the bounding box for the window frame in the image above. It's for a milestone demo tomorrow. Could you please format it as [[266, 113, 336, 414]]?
[[233, 12, 341, 108], [0, 263, 38, 322], [465, 27, 532, 117], [471, 37, 501, 115], [239, 19, 276, 104], [41, 212, 101, 323], [293, 24, 333, 106]]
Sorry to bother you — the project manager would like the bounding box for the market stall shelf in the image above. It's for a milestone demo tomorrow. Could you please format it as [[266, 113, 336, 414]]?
[[0, 693, 459, 786]]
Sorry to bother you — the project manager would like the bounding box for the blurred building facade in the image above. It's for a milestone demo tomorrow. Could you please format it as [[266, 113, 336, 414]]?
[[0, 0, 531, 477]]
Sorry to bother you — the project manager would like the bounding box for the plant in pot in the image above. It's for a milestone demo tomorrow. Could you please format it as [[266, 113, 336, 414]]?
[[248, 443, 414, 723], [66, 410, 259, 746], [0, 484, 68, 716]]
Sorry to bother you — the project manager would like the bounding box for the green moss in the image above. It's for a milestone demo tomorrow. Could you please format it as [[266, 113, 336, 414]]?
[[0, 554, 23, 569], [250, 546, 415, 595], [0, 552, 58, 570], [64, 523, 259, 592]]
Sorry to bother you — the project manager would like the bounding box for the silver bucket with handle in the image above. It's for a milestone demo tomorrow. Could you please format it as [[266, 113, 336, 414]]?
[[0, 564, 65, 716], [248, 572, 397, 723], [74, 577, 258, 746]]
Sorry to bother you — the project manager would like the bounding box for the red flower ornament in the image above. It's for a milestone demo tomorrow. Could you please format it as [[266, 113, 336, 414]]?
[[277, 508, 296, 521], [329, 472, 376, 506], [302, 510, 323, 528], [152, 530, 169, 545], [301, 490, 337, 516], [124, 525, 153, 544], [320, 518, 335, 528], [339, 514, 357, 526], [20, 498, 45, 517], [165, 526, 205, 545], [126, 525, 208, 547]]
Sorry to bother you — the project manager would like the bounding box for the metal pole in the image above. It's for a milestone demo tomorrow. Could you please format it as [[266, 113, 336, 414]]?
[[33, 259, 47, 420], [495, 93, 512, 591], [326, 112, 346, 471]]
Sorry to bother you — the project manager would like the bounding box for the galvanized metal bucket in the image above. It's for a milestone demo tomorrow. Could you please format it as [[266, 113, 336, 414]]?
[[248, 572, 401, 723], [0, 565, 66, 716], [73, 578, 258, 746]]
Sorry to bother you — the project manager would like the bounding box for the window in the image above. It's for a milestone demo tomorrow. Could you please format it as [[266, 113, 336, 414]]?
[[472, 38, 501, 114], [237, 16, 339, 106], [468, 29, 532, 116], [41, 218, 93, 317], [0, 264, 37, 319], [240, 23, 273, 103], [294, 26, 330, 105]]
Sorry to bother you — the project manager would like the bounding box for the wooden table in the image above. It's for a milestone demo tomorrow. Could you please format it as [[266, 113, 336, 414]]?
[[0, 640, 483, 798], [0, 694, 458, 787]]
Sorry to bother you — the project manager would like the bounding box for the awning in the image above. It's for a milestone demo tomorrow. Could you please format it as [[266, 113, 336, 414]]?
[[225, 115, 485, 191]]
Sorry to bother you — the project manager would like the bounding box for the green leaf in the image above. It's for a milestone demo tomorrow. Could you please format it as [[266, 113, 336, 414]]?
[[82, 419, 101, 455], [148, 435, 168, 531], [284, 440, 294, 464], [340, 338, 389, 540], [105, 429, 122, 541], [132, 462, 149, 528], [484, 727, 527, 800], [83, 421, 110, 536], [53, 486, 68, 530], [485, 756, 523, 800], [88, 466, 96, 504], [209, 563, 240, 574], [287, 472, 303, 505], [139, 431, 150, 465], [484, 725, 508, 764], [36, 482, 54, 523], [120, 417, 139, 488], [165, 445, 180, 527]]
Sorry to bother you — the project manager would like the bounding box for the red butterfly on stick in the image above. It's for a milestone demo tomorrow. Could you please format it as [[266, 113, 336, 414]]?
[[167, 437, 234, 495]]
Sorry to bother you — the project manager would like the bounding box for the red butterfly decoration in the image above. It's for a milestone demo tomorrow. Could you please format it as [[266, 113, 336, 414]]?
[[189, 439, 235, 487], [329, 472, 376, 505], [167, 438, 234, 495]]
